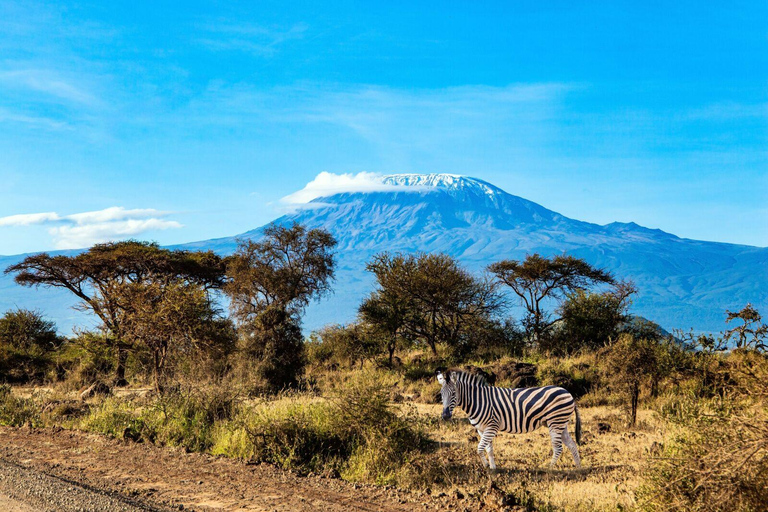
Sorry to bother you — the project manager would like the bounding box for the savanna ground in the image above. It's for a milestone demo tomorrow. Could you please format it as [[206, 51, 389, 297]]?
[[0, 360, 672, 512]]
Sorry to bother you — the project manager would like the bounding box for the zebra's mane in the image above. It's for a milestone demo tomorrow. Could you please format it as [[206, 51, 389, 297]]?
[[448, 369, 489, 387]]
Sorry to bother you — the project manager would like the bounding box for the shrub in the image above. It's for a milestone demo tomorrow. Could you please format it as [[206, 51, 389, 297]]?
[[605, 334, 663, 426], [638, 351, 768, 511], [78, 397, 149, 440], [215, 372, 433, 486], [235, 309, 306, 392], [536, 357, 600, 399], [54, 334, 116, 389], [0, 309, 61, 383]]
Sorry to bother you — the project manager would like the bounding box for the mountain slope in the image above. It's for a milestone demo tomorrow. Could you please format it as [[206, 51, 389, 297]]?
[[1, 174, 765, 334]]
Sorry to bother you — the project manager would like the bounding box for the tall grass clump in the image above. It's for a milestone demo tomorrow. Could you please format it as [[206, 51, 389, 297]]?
[[0, 384, 41, 427], [77, 382, 240, 452]]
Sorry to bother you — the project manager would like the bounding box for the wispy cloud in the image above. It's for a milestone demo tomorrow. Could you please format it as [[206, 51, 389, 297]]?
[[0, 69, 99, 106], [195, 21, 308, 56], [0, 212, 61, 226], [0, 107, 70, 130], [0, 207, 182, 249]]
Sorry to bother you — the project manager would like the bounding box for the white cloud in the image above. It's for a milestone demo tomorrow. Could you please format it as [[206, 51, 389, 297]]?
[[0, 207, 183, 249], [0, 212, 61, 226], [50, 219, 183, 250], [66, 206, 169, 225], [280, 171, 419, 205]]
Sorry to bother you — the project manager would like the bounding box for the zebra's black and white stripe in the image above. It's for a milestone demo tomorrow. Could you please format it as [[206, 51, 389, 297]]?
[[437, 369, 581, 470]]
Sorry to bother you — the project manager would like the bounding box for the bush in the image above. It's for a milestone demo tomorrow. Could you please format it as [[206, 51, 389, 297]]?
[[605, 334, 664, 426], [213, 372, 433, 485], [0, 309, 61, 383], [536, 357, 600, 399], [54, 334, 116, 389], [638, 351, 768, 511]]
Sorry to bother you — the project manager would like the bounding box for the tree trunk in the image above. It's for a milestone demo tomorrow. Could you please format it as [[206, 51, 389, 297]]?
[[113, 343, 128, 387], [629, 383, 639, 427], [153, 350, 163, 394]]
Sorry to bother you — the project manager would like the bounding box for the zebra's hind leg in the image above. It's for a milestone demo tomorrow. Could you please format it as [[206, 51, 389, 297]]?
[[562, 427, 581, 468], [548, 425, 565, 468]]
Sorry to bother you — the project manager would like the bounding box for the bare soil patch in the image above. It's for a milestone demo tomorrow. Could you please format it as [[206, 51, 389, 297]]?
[[0, 426, 455, 512]]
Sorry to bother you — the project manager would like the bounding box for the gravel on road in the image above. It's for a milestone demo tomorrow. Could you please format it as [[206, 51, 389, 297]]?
[[0, 458, 165, 512]]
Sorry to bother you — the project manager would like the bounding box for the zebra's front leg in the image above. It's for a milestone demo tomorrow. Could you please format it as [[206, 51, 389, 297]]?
[[477, 428, 498, 471], [486, 440, 496, 471]]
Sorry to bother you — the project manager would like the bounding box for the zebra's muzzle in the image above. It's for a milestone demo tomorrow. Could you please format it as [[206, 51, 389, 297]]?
[[442, 408, 452, 420]]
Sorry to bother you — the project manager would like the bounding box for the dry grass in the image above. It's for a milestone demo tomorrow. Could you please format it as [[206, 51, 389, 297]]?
[[415, 402, 664, 511]]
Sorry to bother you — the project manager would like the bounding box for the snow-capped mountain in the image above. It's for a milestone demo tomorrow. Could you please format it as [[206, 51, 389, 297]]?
[[1, 174, 766, 334]]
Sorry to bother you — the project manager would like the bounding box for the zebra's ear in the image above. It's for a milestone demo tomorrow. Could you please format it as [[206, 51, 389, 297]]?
[[436, 372, 446, 385]]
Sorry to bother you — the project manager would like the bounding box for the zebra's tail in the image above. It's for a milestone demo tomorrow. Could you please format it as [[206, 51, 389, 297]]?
[[574, 404, 582, 445]]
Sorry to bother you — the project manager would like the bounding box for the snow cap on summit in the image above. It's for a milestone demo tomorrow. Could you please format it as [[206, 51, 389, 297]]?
[[280, 172, 499, 206]]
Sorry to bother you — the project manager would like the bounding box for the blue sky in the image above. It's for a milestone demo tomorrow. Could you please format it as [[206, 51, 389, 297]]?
[[0, 1, 766, 254]]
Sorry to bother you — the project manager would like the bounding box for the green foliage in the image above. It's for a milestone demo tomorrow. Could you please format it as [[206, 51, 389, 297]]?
[[55, 332, 121, 388], [552, 284, 634, 354], [121, 280, 235, 392], [214, 372, 432, 485], [224, 223, 337, 391], [224, 223, 337, 321], [235, 307, 305, 391], [80, 383, 240, 452], [306, 323, 384, 370], [5, 240, 227, 384], [0, 308, 60, 351]]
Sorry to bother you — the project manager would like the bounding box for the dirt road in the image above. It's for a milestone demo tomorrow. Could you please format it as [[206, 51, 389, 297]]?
[[0, 426, 457, 512]]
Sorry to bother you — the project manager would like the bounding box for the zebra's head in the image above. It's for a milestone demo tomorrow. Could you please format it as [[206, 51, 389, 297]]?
[[437, 371, 456, 420]]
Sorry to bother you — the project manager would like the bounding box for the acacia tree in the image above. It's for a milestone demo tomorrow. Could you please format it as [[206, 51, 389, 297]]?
[[359, 285, 410, 366], [364, 252, 504, 356], [5, 241, 226, 385], [488, 254, 615, 346], [120, 281, 234, 393], [724, 304, 767, 352], [224, 223, 336, 389]]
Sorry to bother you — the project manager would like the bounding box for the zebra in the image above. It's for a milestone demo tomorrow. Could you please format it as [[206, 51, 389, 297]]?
[[437, 369, 581, 470]]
